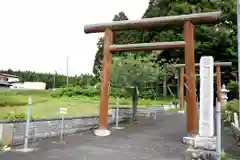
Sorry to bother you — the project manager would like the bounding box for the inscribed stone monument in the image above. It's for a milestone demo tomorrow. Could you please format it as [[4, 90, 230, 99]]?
[[199, 56, 214, 137]]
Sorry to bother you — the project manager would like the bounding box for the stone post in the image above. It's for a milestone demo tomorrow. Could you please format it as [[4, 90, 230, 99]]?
[[199, 56, 214, 137]]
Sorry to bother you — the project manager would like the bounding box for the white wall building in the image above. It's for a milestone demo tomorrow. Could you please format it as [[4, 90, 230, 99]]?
[[10, 82, 46, 90], [23, 82, 46, 90]]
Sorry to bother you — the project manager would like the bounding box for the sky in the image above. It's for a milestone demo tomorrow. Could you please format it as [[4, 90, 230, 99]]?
[[0, 0, 149, 76]]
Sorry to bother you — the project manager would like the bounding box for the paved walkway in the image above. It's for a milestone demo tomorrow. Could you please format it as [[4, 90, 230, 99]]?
[[0, 112, 187, 160]]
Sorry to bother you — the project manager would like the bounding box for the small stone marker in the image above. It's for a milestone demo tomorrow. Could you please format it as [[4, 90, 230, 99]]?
[[199, 56, 214, 137]]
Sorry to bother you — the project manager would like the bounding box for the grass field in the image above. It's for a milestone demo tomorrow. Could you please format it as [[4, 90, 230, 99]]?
[[0, 90, 172, 119]]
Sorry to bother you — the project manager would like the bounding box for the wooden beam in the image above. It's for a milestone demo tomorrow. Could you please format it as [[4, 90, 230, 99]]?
[[99, 29, 113, 129], [184, 21, 197, 136], [84, 12, 221, 33], [172, 62, 232, 68], [109, 41, 185, 52], [216, 65, 222, 106]]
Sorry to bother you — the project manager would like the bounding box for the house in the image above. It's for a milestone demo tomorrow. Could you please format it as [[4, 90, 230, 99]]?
[[0, 73, 20, 83], [0, 74, 12, 90], [0, 73, 46, 90], [0, 73, 21, 90]]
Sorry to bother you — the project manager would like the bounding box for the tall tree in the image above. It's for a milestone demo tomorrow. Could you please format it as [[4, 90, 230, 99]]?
[[92, 11, 143, 78], [142, 0, 237, 70]]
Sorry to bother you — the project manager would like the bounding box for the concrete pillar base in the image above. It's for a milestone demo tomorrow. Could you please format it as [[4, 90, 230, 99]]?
[[94, 128, 111, 137], [182, 135, 216, 150]]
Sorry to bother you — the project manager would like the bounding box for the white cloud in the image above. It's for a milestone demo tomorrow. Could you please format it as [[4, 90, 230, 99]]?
[[0, 0, 149, 76]]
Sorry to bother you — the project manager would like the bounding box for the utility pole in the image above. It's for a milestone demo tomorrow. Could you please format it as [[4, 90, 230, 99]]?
[[66, 56, 69, 86], [237, 0, 240, 122]]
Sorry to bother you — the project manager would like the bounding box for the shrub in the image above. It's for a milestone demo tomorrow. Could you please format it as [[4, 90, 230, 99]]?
[[50, 85, 99, 98], [110, 87, 130, 98], [227, 80, 238, 100], [0, 96, 27, 107], [222, 99, 239, 125], [50, 88, 64, 98], [50, 85, 174, 101], [224, 99, 239, 113], [4, 112, 34, 122]]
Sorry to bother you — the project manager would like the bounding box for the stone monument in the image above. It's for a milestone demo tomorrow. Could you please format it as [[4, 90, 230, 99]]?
[[183, 56, 216, 159], [199, 56, 214, 137]]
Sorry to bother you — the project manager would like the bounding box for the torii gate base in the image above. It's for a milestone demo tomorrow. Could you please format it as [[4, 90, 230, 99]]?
[[94, 128, 111, 137], [84, 11, 221, 137]]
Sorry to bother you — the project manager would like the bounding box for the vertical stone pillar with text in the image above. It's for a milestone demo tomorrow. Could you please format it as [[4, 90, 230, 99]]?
[[199, 56, 214, 137]]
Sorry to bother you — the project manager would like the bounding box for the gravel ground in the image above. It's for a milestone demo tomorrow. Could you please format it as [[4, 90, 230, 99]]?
[[0, 110, 238, 160], [0, 111, 187, 160]]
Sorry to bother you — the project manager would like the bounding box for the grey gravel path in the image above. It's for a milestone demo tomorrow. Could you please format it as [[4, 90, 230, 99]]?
[[0, 112, 188, 160]]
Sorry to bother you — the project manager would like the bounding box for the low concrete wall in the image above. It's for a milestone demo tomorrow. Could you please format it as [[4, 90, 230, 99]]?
[[110, 106, 164, 121], [0, 116, 115, 146], [0, 107, 163, 146]]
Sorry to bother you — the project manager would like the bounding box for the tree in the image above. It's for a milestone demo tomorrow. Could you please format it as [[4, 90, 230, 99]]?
[[110, 53, 164, 89], [91, 0, 238, 98], [92, 11, 143, 78], [92, 37, 104, 77], [109, 53, 166, 99], [142, 0, 237, 70], [0, 69, 94, 89]]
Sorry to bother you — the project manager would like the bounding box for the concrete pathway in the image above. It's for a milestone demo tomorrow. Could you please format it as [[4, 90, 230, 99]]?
[[0, 111, 187, 160]]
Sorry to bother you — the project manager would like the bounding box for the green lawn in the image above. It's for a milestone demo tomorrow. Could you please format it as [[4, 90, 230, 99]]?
[[0, 90, 172, 119]]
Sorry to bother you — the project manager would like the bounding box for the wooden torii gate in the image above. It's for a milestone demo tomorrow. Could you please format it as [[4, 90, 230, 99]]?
[[173, 62, 232, 109], [84, 11, 221, 136]]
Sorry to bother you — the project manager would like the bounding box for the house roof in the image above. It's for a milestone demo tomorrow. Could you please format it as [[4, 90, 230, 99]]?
[[0, 73, 20, 78]]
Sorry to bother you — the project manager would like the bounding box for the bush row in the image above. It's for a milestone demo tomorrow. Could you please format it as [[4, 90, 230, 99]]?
[[50, 85, 133, 98], [3, 112, 35, 122], [222, 99, 239, 126], [50, 85, 172, 100], [0, 96, 27, 107]]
